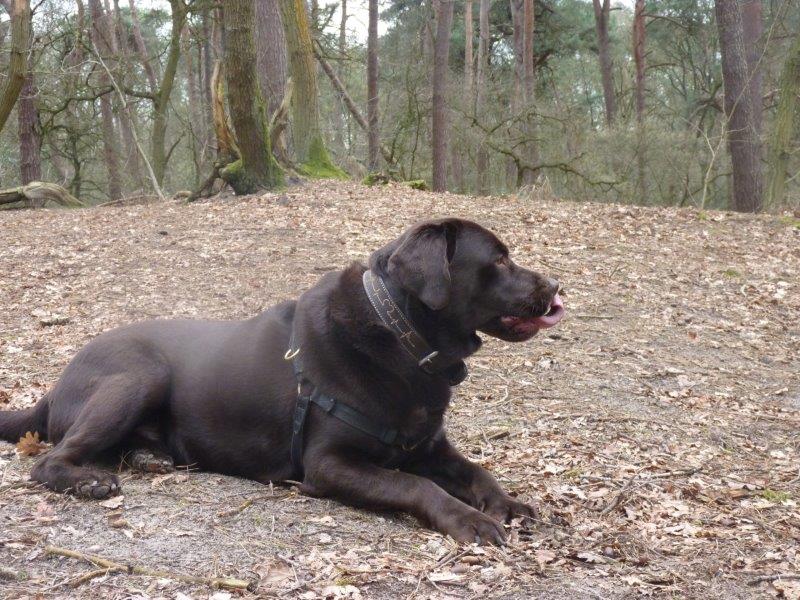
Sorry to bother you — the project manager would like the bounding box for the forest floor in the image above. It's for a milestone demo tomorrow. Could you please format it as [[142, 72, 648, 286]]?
[[0, 181, 798, 600]]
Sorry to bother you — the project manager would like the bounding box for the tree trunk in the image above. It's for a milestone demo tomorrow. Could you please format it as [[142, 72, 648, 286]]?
[[0, 0, 31, 134], [128, 0, 158, 92], [18, 57, 41, 187], [332, 0, 347, 150], [0, 182, 85, 207], [278, 0, 341, 175], [366, 0, 379, 171], [765, 27, 800, 207], [742, 0, 762, 138], [222, 0, 283, 194], [633, 0, 646, 199], [475, 0, 489, 194], [520, 0, 538, 185], [89, 0, 123, 200], [112, 0, 145, 189], [431, 0, 453, 192], [508, 0, 523, 188], [149, 0, 188, 186], [592, 0, 615, 126], [255, 0, 287, 117], [715, 0, 763, 212]]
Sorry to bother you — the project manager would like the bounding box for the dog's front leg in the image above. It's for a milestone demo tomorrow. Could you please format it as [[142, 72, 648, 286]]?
[[403, 437, 537, 524], [301, 452, 507, 545]]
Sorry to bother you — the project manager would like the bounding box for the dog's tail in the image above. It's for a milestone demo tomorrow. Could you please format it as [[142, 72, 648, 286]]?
[[0, 396, 50, 443]]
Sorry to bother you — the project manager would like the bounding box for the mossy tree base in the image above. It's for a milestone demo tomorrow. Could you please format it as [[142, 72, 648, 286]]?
[[297, 136, 348, 179], [220, 159, 285, 196]]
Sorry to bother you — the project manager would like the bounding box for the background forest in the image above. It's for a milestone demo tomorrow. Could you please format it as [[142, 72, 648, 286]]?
[[0, 0, 798, 212]]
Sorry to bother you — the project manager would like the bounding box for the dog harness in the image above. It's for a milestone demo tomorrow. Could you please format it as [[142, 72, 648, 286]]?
[[286, 269, 468, 477]]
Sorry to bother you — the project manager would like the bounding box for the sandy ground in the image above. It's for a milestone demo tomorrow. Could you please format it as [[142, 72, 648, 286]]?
[[1, 181, 798, 599]]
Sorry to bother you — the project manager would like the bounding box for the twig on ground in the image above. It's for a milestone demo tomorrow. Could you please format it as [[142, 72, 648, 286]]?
[[748, 573, 800, 585], [600, 469, 643, 516], [45, 545, 252, 591], [68, 567, 121, 588]]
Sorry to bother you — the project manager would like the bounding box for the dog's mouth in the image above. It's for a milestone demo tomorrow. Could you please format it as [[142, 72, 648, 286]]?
[[480, 293, 565, 342]]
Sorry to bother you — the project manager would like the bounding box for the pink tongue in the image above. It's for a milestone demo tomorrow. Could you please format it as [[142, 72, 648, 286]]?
[[502, 293, 565, 330]]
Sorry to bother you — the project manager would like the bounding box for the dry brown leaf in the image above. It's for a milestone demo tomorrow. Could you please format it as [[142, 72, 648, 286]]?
[[16, 431, 48, 457]]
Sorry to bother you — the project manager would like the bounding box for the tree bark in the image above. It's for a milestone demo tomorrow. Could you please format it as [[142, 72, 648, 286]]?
[[128, 0, 159, 93], [633, 0, 646, 199], [715, 0, 763, 212], [332, 0, 347, 150], [508, 0, 523, 188], [742, 0, 762, 138], [592, 0, 615, 126], [765, 27, 800, 207], [366, 0, 379, 171], [18, 56, 41, 187], [475, 0, 489, 194], [89, 0, 123, 200], [520, 0, 538, 185], [150, 0, 188, 185], [222, 0, 283, 193], [278, 0, 340, 174], [0, 0, 31, 134], [255, 0, 287, 117], [112, 0, 145, 188], [431, 0, 453, 192]]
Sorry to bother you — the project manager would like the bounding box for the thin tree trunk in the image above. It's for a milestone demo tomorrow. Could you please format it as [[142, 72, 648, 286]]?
[[223, 0, 283, 193], [89, 0, 122, 200], [112, 0, 144, 188], [201, 8, 215, 156], [332, 0, 347, 150], [0, 0, 31, 134], [765, 27, 800, 207], [633, 0, 646, 199], [128, 0, 158, 92], [150, 0, 188, 185], [715, 0, 763, 212], [508, 0, 523, 188], [592, 0, 615, 126], [278, 0, 340, 174], [255, 0, 287, 117], [520, 0, 538, 185], [431, 0, 453, 192], [475, 0, 489, 194], [366, 0, 379, 171], [18, 55, 41, 188]]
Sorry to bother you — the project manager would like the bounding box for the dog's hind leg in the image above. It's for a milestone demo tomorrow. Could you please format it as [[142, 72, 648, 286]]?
[[31, 367, 170, 499], [125, 448, 175, 474]]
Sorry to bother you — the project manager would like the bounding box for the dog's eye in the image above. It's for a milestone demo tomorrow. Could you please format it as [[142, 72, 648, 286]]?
[[495, 256, 510, 268]]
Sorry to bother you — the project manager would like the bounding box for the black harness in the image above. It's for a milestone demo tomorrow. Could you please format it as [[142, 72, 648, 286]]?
[[286, 269, 468, 478]]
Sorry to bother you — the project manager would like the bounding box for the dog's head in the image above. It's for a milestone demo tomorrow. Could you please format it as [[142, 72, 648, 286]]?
[[371, 218, 564, 342]]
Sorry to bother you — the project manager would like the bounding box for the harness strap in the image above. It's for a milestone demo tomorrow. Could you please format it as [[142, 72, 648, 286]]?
[[287, 328, 429, 478]]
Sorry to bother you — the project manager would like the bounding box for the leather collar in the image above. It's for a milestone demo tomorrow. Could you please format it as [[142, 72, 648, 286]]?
[[362, 269, 468, 386]]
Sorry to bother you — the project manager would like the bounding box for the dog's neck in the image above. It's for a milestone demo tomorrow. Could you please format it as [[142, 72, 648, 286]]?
[[365, 260, 482, 366]]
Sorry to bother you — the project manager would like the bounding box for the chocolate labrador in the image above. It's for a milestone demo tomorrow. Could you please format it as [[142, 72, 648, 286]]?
[[0, 218, 564, 544]]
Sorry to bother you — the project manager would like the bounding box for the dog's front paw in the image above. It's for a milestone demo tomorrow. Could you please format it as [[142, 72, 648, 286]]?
[[73, 471, 121, 499], [480, 494, 538, 524], [438, 507, 507, 546]]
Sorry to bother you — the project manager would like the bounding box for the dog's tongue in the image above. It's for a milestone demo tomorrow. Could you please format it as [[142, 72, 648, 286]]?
[[501, 293, 565, 331]]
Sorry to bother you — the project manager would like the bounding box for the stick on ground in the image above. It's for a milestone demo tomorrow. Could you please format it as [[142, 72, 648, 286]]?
[[45, 545, 253, 591]]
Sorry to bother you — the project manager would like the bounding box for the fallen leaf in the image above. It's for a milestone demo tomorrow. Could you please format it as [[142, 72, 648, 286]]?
[[98, 495, 124, 509], [16, 431, 48, 457]]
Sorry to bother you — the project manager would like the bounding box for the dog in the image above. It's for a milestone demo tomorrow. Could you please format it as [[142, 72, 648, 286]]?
[[0, 218, 564, 544]]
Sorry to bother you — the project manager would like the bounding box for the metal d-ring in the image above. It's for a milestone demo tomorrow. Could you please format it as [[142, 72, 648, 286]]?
[[284, 347, 300, 360]]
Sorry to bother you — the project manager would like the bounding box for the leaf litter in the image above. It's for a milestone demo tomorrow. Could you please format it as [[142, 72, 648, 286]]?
[[0, 180, 798, 598]]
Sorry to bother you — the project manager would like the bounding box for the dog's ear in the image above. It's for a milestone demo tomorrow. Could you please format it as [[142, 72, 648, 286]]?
[[387, 222, 455, 310]]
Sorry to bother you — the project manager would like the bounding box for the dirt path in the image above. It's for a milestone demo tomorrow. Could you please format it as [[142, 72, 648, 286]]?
[[1, 182, 798, 599]]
